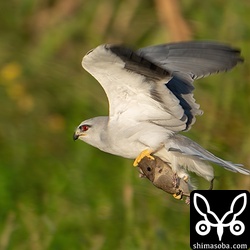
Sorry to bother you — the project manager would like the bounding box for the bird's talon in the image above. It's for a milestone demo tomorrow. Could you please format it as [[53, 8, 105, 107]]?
[[173, 191, 183, 200], [133, 149, 154, 167]]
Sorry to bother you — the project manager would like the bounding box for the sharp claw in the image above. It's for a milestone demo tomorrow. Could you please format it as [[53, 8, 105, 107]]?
[[133, 149, 154, 167]]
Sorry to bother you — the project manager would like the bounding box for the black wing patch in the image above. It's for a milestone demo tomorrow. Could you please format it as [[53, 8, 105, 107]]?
[[166, 77, 202, 130], [107, 45, 170, 81]]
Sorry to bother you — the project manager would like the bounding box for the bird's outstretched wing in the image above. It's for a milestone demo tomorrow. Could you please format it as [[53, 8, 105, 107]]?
[[82, 41, 243, 132]]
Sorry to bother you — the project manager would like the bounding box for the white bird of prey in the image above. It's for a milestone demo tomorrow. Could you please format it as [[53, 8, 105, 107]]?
[[73, 41, 250, 188]]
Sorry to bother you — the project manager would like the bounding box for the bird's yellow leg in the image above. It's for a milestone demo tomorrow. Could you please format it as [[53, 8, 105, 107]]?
[[173, 192, 183, 200], [133, 149, 155, 167]]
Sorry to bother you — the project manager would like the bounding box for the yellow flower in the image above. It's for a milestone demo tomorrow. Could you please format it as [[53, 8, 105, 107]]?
[[0, 62, 22, 82]]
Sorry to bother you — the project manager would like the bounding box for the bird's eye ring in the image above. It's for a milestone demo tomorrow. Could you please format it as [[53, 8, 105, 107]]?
[[79, 125, 90, 132]]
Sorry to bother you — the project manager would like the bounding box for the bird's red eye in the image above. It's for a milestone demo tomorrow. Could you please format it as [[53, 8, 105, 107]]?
[[80, 125, 90, 132]]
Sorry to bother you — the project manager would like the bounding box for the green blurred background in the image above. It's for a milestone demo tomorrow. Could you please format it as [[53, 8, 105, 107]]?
[[0, 0, 249, 249]]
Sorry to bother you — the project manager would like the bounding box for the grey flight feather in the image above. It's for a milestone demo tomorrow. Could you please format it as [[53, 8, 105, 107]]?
[[137, 41, 243, 81]]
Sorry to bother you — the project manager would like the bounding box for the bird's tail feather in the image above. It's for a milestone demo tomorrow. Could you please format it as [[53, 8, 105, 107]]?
[[168, 134, 250, 175]]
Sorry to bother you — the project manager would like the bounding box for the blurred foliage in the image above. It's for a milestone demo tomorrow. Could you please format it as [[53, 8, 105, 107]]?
[[0, 0, 249, 249]]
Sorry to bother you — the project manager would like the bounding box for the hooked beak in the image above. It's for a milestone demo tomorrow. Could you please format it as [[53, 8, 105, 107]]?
[[73, 128, 86, 141], [73, 132, 79, 141]]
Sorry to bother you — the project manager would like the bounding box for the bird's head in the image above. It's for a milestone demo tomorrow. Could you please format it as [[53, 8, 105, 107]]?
[[73, 116, 108, 148], [73, 122, 92, 141]]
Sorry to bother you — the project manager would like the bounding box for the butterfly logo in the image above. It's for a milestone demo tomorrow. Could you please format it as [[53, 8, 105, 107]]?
[[193, 193, 247, 241]]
